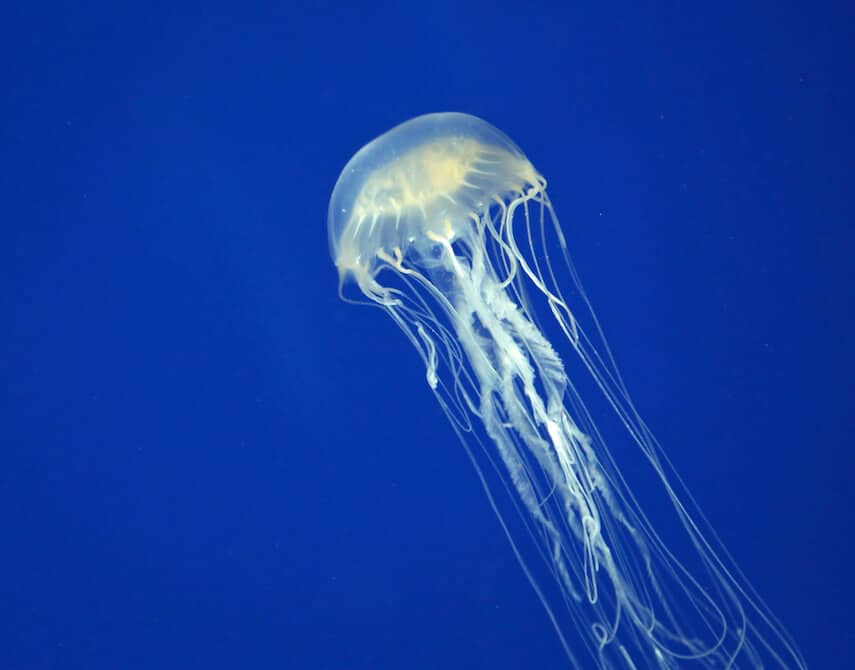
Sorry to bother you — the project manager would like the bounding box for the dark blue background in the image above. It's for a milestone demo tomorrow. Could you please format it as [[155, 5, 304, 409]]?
[[3, 2, 852, 668]]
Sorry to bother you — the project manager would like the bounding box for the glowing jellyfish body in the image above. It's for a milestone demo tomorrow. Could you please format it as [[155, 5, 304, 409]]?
[[328, 113, 805, 669]]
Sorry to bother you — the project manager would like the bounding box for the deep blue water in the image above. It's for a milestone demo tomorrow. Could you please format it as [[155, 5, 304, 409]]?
[[3, 2, 853, 669]]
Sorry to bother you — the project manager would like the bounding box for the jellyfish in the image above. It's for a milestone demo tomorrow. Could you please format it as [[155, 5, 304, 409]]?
[[327, 113, 805, 669]]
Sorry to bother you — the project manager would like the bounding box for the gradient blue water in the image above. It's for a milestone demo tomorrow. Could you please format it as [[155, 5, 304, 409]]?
[[3, 2, 852, 668]]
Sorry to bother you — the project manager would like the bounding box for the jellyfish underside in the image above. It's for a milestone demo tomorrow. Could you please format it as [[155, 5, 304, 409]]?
[[328, 113, 804, 669]]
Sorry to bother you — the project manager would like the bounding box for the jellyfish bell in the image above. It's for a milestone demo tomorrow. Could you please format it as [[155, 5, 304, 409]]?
[[328, 113, 806, 669], [329, 112, 542, 296]]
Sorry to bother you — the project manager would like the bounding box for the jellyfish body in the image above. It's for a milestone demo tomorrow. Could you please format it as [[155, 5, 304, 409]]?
[[328, 113, 805, 669]]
